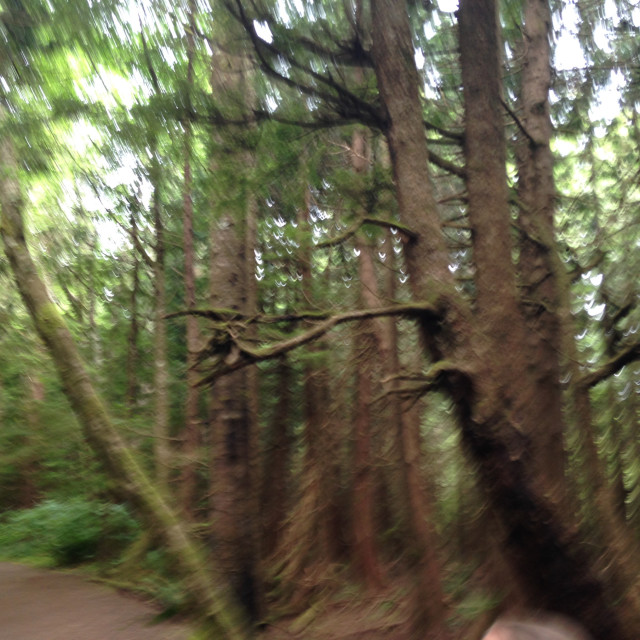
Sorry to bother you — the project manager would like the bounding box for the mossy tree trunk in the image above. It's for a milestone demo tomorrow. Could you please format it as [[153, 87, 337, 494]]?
[[0, 111, 252, 640]]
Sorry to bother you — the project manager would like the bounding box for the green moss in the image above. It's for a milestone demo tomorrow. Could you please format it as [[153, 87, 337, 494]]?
[[35, 302, 67, 333]]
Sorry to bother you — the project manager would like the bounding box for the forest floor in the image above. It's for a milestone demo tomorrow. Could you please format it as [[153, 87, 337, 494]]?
[[259, 578, 420, 639], [0, 562, 192, 640], [0, 562, 469, 639]]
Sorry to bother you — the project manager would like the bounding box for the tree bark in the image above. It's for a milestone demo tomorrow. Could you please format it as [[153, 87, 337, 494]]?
[[515, 0, 567, 502], [457, 1, 633, 636], [260, 355, 293, 556], [207, 37, 260, 620], [350, 127, 383, 590], [209, 209, 256, 619]]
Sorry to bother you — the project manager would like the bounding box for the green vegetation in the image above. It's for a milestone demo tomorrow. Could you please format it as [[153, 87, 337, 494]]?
[[0, 499, 139, 567], [1, 0, 640, 638]]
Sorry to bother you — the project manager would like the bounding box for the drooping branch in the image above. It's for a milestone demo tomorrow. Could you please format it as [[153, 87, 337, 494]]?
[[224, 0, 384, 129], [192, 302, 441, 385], [579, 341, 640, 389]]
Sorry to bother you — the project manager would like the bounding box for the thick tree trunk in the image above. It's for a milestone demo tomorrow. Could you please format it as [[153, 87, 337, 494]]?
[[370, 2, 462, 636], [209, 209, 256, 619], [207, 38, 260, 620], [458, 1, 633, 637], [515, 0, 567, 502], [0, 123, 251, 640]]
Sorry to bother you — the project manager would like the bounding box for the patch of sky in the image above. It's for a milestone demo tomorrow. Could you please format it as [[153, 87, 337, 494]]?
[[437, 0, 458, 12], [254, 21, 273, 44]]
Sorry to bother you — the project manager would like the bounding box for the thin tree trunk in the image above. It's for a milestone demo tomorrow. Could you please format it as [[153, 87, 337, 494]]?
[[179, 0, 201, 516], [126, 205, 140, 415], [151, 148, 171, 487], [272, 187, 342, 609], [243, 161, 264, 619], [21, 373, 43, 507], [352, 288, 383, 589], [261, 355, 293, 556], [0, 122, 251, 640], [350, 127, 383, 590]]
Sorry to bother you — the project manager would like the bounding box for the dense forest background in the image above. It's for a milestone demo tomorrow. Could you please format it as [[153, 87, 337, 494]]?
[[1, 0, 640, 639]]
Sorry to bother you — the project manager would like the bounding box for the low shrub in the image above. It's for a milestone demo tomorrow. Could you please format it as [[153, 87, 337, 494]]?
[[0, 498, 140, 566]]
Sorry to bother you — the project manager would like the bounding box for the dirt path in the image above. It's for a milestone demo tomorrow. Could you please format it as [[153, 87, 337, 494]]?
[[0, 562, 192, 640]]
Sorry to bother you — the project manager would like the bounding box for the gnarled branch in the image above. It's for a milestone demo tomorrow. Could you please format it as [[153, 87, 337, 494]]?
[[190, 302, 441, 385]]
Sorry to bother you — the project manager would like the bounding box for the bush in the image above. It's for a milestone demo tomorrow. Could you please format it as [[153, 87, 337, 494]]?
[[0, 498, 140, 566]]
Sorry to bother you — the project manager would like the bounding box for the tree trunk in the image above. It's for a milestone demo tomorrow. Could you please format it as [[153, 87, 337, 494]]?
[[350, 127, 383, 590], [0, 119, 251, 640], [352, 273, 383, 590], [209, 208, 256, 619], [179, 0, 201, 517], [151, 148, 171, 487], [516, 0, 640, 624], [457, 1, 632, 636], [126, 204, 140, 416], [207, 37, 260, 620], [515, 0, 567, 504], [261, 355, 293, 556], [271, 187, 343, 610]]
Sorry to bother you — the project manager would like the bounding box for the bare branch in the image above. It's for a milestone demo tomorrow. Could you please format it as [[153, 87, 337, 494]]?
[[501, 97, 537, 146], [579, 341, 640, 389], [424, 120, 464, 142], [428, 149, 466, 179], [316, 215, 417, 248]]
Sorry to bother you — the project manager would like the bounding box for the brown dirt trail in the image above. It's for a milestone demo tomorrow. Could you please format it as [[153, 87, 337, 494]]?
[[0, 562, 192, 640]]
